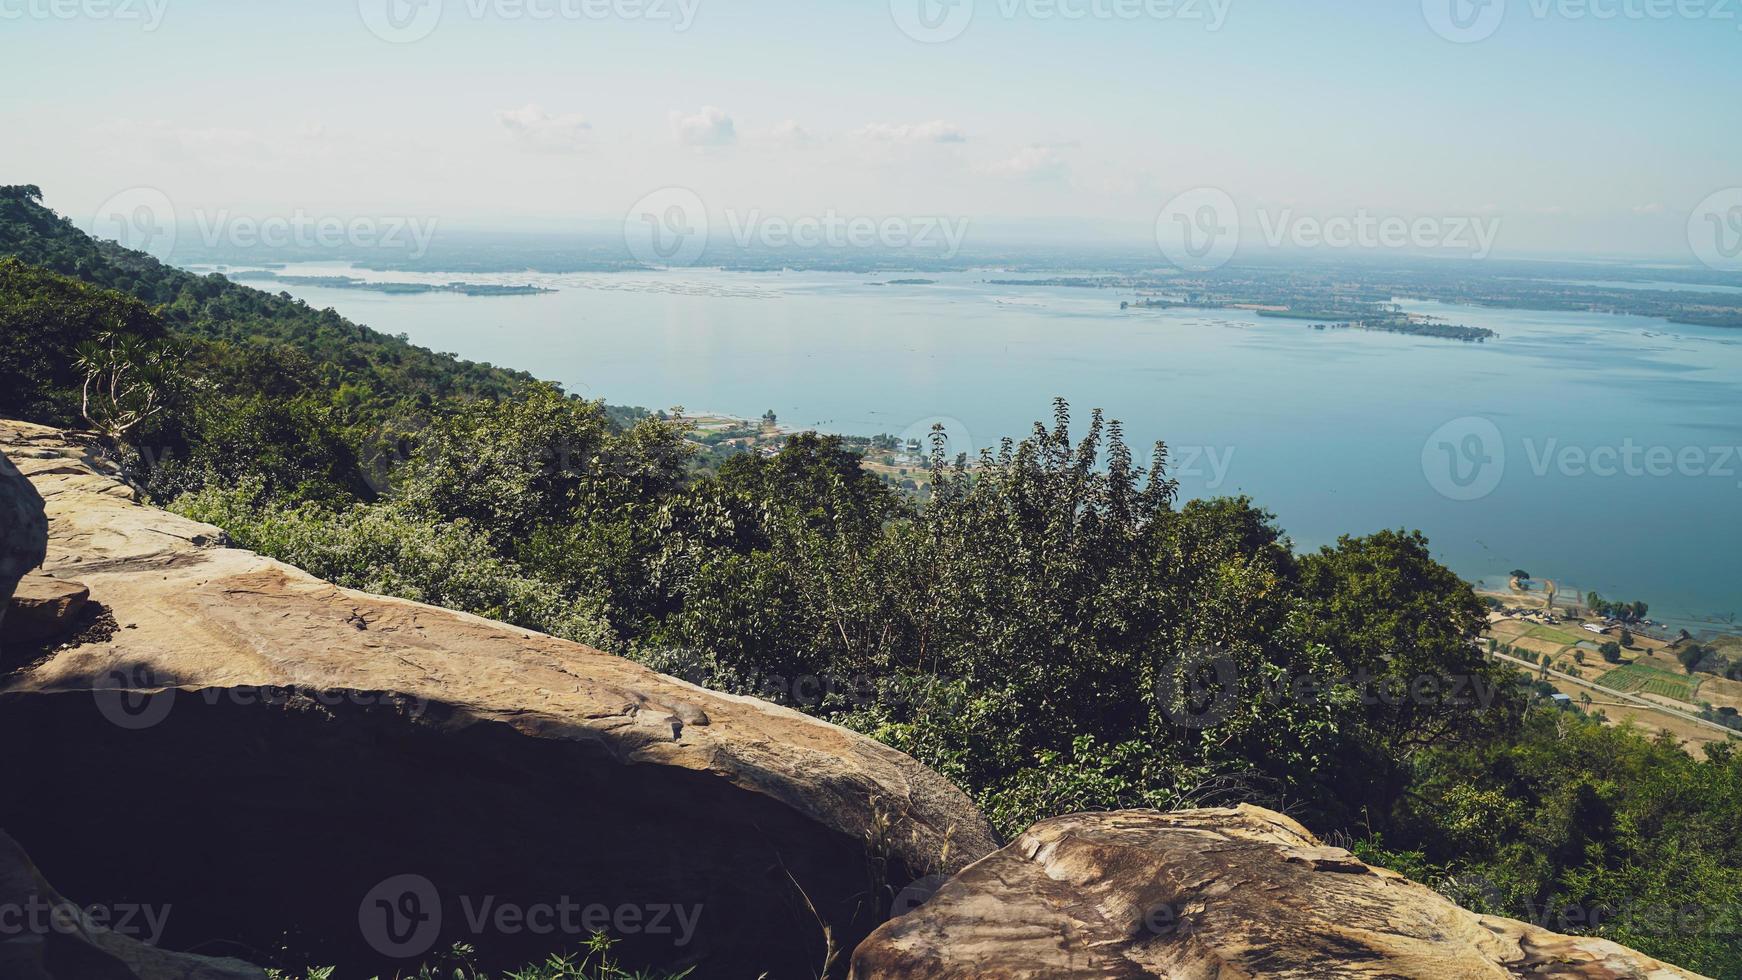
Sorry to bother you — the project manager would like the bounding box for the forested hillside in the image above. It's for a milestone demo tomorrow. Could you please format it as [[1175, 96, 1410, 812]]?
[[3, 189, 1740, 978], [0, 185, 531, 416]]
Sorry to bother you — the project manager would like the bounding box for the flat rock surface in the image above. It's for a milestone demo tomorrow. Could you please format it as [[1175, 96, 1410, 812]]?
[[851, 805, 1706, 980], [0, 420, 998, 977]]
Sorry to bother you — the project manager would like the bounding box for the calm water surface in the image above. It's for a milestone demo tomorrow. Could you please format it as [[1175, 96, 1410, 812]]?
[[232, 264, 1742, 631]]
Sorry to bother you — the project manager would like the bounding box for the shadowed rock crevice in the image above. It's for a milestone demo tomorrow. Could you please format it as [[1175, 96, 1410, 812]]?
[[0, 689, 913, 976], [0, 823, 265, 980]]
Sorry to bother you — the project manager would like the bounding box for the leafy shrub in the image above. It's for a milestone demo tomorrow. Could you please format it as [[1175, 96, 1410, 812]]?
[[172, 482, 616, 649]]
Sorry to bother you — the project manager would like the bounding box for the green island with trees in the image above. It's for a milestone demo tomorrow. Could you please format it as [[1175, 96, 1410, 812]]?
[[4, 184, 1741, 978]]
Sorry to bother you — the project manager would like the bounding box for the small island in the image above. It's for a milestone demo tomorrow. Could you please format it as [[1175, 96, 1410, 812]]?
[[1265, 311, 1496, 342], [226, 270, 555, 296], [988, 276, 1123, 288], [1121, 297, 1496, 342]]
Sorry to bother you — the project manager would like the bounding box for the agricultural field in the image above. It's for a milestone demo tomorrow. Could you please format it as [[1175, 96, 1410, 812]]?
[[1486, 618, 1593, 662], [1692, 672, 1742, 714], [1517, 624, 1590, 647], [1533, 673, 1731, 754], [1639, 643, 1742, 715], [1597, 663, 1703, 702]]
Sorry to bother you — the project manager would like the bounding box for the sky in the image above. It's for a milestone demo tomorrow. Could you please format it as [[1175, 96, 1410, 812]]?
[[3, 0, 1740, 260]]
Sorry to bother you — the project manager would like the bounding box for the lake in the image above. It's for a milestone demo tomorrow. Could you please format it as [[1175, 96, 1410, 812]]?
[[221, 263, 1742, 633]]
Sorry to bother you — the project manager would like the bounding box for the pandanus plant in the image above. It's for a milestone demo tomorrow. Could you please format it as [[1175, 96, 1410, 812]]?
[[74, 327, 178, 442]]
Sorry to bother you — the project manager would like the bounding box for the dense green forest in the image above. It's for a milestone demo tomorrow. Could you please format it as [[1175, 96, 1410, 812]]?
[[3, 186, 1739, 977]]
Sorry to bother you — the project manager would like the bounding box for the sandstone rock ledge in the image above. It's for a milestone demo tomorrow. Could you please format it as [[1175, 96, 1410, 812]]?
[[851, 805, 1705, 980], [0, 420, 998, 978]]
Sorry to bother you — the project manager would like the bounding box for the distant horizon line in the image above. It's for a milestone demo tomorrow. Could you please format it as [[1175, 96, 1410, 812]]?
[[150, 236, 1725, 271]]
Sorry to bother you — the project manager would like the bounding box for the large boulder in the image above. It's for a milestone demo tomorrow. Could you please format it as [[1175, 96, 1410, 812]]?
[[0, 826, 265, 980], [851, 805, 1705, 979], [0, 430, 49, 650], [4, 573, 90, 646], [0, 421, 999, 978]]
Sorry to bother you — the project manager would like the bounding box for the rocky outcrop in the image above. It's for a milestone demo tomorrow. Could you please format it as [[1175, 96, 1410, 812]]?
[[5, 573, 90, 646], [0, 827, 265, 980], [851, 805, 1705, 980], [0, 421, 998, 978], [0, 439, 49, 649]]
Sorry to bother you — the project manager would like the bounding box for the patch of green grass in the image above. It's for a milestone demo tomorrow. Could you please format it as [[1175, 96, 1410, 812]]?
[[1520, 624, 1588, 648], [1598, 663, 1703, 702]]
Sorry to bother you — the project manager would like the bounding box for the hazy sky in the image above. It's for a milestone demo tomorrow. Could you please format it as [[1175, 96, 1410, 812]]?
[[4, 0, 1740, 259]]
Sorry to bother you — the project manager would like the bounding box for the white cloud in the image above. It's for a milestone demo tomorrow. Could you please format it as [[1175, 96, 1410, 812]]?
[[671, 106, 737, 146], [984, 145, 1069, 181], [851, 120, 967, 144], [97, 119, 278, 168], [766, 119, 814, 145], [497, 104, 594, 153]]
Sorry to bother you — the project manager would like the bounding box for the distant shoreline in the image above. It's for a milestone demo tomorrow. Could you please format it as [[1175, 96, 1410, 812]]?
[[207, 268, 556, 297]]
